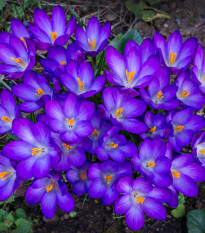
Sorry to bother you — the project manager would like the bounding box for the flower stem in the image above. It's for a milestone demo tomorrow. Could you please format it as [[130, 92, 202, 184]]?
[[0, 78, 11, 91]]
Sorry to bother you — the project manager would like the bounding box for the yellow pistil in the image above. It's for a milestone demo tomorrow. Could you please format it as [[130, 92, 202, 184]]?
[[46, 184, 54, 192], [62, 143, 72, 150], [174, 125, 184, 132], [171, 171, 180, 178], [32, 148, 42, 156], [156, 91, 164, 100], [169, 52, 177, 66], [50, 31, 57, 42], [35, 88, 44, 97], [11, 57, 26, 67], [149, 126, 156, 134], [109, 142, 118, 148], [199, 149, 205, 155], [126, 70, 136, 83], [20, 36, 28, 49], [1, 116, 12, 123], [104, 175, 112, 184], [88, 38, 96, 50], [147, 161, 155, 168], [77, 78, 85, 92], [60, 61, 66, 65], [135, 194, 145, 204], [93, 129, 98, 136], [66, 118, 75, 125], [0, 172, 12, 181], [115, 108, 123, 118], [80, 173, 86, 179], [180, 89, 190, 98]]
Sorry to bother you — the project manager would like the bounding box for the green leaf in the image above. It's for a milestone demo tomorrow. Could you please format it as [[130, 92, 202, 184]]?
[[14, 218, 32, 233], [6, 132, 20, 141], [0, 0, 6, 11], [178, 193, 185, 205], [69, 211, 77, 218], [142, 10, 156, 22], [187, 210, 205, 233], [16, 208, 26, 219], [0, 194, 15, 206], [171, 204, 185, 218], [0, 222, 8, 232], [0, 209, 7, 221], [5, 213, 14, 224], [109, 33, 123, 48], [126, 1, 147, 19], [145, 0, 161, 5]]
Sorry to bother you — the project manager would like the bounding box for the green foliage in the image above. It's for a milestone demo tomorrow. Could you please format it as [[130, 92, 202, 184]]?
[[0, 0, 6, 11], [13, 218, 32, 233], [69, 211, 77, 218], [0, 194, 15, 206], [187, 210, 205, 233], [171, 193, 185, 218], [16, 208, 26, 219]]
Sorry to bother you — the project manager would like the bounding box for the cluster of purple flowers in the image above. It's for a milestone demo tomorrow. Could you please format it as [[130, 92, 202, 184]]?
[[0, 5, 205, 231]]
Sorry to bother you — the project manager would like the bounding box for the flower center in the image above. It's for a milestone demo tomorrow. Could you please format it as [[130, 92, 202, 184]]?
[[147, 160, 155, 168], [46, 184, 55, 192], [20, 37, 28, 49], [180, 89, 190, 98], [149, 126, 156, 134], [134, 193, 145, 204], [169, 52, 177, 66], [77, 78, 85, 92], [50, 31, 57, 42], [0, 171, 12, 181], [156, 91, 164, 101], [80, 173, 86, 179], [32, 148, 42, 156], [109, 142, 118, 148], [199, 149, 205, 155], [104, 175, 112, 184], [35, 88, 44, 97], [115, 108, 123, 118], [62, 143, 72, 150], [171, 170, 180, 178], [126, 70, 136, 83], [88, 38, 96, 50], [93, 129, 98, 136], [60, 61, 66, 65], [174, 125, 184, 132], [11, 57, 26, 67], [1, 116, 12, 123], [66, 118, 75, 125]]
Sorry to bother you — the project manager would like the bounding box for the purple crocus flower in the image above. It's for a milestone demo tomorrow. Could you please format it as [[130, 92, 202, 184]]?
[[88, 160, 132, 205], [45, 93, 94, 143], [105, 40, 160, 97], [25, 172, 74, 219], [66, 161, 92, 195], [29, 5, 76, 50], [75, 16, 111, 57], [96, 126, 137, 162], [192, 131, 205, 166], [0, 89, 20, 134], [139, 111, 165, 140], [0, 154, 21, 201], [176, 70, 205, 110], [140, 67, 179, 110], [0, 36, 35, 79], [2, 118, 59, 180], [99, 87, 147, 134], [131, 139, 172, 187], [61, 60, 105, 98], [166, 108, 205, 152], [114, 177, 172, 231], [154, 30, 198, 74], [11, 18, 30, 42], [12, 71, 54, 113]]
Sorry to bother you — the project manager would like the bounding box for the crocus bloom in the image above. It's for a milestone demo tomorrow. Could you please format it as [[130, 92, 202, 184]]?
[[11, 18, 30, 42], [61, 60, 105, 98], [166, 108, 205, 152], [0, 154, 21, 201], [45, 93, 94, 143], [0, 36, 35, 79], [0, 89, 20, 134], [140, 67, 179, 110], [132, 139, 172, 187], [192, 131, 205, 166], [29, 5, 76, 50], [105, 40, 160, 96], [114, 177, 172, 231], [139, 111, 165, 140], [25, 172, 74, 219], [2, 118, 59, 180], [66, 161, 92, 195], [88, 160, 132, 205], [176, 70, 205, 110], [75, 16, 111, 57], [154, 30, 198, 74], [191, 44, 205, 93], [99, 87, 147, 134], [96, 126, 137, 162], [12, 71, 54, 113]]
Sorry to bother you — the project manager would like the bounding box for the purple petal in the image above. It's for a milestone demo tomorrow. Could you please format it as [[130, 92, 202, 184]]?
[[86, 17, 100, 45], [57, 192, 75, 212], [52, 5, 66, 36], [41, 191, 57, 219], [11, 18, 30, 38], [167, 30, 182, 56], [147, 187, 173, 203], [132, 177, 153, 193], [114, 194, 132, 215], [16, 157, 36, 180], [25, 186, 45, 205], [125, 206, 144, 231], [45, 100, 65, 121], [32, 156, 51, 178], [121, 118, 147, 134], [75, 121, 93, 137], [88, 179, 107, 198], [101, 187, 119, 205], [88, 163, 101, 179], [116, 177, 132, 194]]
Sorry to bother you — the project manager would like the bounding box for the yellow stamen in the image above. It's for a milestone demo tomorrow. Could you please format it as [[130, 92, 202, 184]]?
[[180, 89, 190, 98], [1, 116, 12, 123], [35, 88, 44, 97], [156, 91, 164, 100], [11, 57, 26, 67], [32, 148, 42, 156], [77, 78, 85, 92], [147, 161, 155, 168], [174, 125, 184, 132], [46, 184, 54, 192], [126, 70, 136, 83], [93, 129, 98, 136], [149, 126, 156, 134], [202, 75, 205, 82], [135, 194, 145, 204], [50, 31, 57, 42], [0, 172, 12, 181], [115, 108, 123, 118], [88, 38, 96, 50], [60, 61, 66, 65], [171, 171, 180, 178], [169, 52, 177, 66], [199, 149, 205, 155], [109, 142, 118, 148], [66, 118, 75, 125], [80, 173, 86, 179], [62, 143, 72, 150], [104, 175, 112, 184], [20, 36, 28, 49]]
